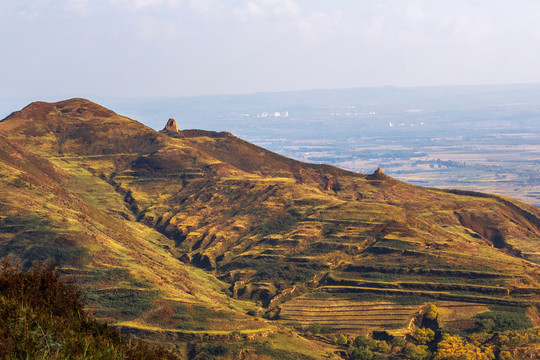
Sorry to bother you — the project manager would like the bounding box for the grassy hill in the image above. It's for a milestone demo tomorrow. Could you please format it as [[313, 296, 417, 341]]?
[[0, 98, 539, 358]]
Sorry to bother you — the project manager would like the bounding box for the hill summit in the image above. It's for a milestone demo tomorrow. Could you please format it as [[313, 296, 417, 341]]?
[[0, 98, 539, 350]]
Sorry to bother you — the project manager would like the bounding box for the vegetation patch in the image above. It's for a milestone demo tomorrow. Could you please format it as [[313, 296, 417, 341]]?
[[252, 212, 301, 236], [389, 294, 435, 306], [254, 341, 315, 360], [169, 304, 234, 330], [474, 309, 534, 332], [93, 267, 152, 289], [89, 288, 159, 321], [0, 215, 89, 267]]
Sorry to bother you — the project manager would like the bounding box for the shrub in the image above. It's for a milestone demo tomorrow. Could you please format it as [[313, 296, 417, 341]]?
[[412, 328, 435, 345], [392, 337, 407, 347], [306, 323, 335, 335], [349, 346, 373, 360], [336, 334, 349, 345], [354, 335, 377, 349], [425, 303, 439, 320], [434, 334, 494, 360], [0, 260, 178, 359], [499, 351, 513, 360], [404, 344, 431, 360], [374, 340, 390, 353]]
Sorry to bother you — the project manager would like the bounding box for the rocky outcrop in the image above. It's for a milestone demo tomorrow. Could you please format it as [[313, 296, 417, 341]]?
[[164, 118, 178, 132], [367, 167, 389, 180]]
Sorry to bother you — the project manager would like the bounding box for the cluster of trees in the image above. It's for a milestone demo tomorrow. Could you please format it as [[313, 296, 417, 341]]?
[[329, 330, 540, 360], [331, 333, 431, 360], [326, 303, 538, 360], [434, 334, 494, 360]]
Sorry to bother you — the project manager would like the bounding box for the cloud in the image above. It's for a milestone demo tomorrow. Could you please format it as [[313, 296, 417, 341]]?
[[267, 0, 300, 18], [233, 0, 301, 22], [234, 2, 266, 21], [451, 12, 494, 44], [188, 0, 224, 16], [232, 0, 349, 45], [135, 15, 181, 42], [65, 0, 92, 15], [294, 10, 351, 44], [109, 0, 182, 11]]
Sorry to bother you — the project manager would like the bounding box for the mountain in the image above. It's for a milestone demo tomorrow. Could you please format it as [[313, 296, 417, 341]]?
[[0, 99, 539, 357]]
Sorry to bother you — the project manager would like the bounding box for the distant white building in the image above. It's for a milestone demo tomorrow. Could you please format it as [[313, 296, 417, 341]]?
[[256, 110, 288, 118]]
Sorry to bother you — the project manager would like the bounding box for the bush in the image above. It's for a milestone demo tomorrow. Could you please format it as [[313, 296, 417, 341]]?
[[499, 351, 513, 360], [349, 346, 373, 360], [0, 260, 84, 318], [354, 335, 377, 349], [412, 328, 435, 345], [404, 344, 431, 360], [434, 334, 494, 360], [374, 340, 390, 353], [336, 334, 348, 345], [0, 260, 178, 359], [392, 337, 407, 347], [425, 304, 439, 320], [305, 323, 335, 335]]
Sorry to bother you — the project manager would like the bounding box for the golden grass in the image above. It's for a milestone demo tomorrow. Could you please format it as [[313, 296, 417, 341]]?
[[118, 320, 275, 335]]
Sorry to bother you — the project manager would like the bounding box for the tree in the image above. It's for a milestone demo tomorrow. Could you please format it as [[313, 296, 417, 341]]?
[[425, 304, 439, 321], [354, 335, 376, 348], [392, 337, 407, 347], [336, 334, 348, 345], [434, 334, 495, 360], [374, 340, 390, 353], [404, 344, 432, 360], [350, 346, 373, 360], [499, 350, 513, 360], [413, 328, 435, 345]]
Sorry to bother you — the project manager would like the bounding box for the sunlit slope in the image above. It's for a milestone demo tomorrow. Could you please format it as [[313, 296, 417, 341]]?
[[1, 98, 539, 329], [0, 101, 267, 335]]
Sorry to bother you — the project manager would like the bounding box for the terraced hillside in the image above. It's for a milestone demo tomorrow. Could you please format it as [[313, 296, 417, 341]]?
[[278, 295, 511, 337], [280, 297, 422, 335], [0, 98, 539, 346]]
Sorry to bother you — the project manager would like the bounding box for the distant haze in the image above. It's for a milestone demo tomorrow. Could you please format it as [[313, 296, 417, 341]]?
[[2, 1, 540, 98]]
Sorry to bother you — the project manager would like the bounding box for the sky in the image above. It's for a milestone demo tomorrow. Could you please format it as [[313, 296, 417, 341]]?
[[2, 0, 540, 98]]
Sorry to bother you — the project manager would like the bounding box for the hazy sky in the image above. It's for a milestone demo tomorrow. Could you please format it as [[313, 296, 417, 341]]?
[[2, 0, 540, 98]]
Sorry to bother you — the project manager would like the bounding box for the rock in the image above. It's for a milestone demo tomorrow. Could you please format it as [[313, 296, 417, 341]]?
[[367, 167, 389, 180], [164, 118, 178, 132]]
